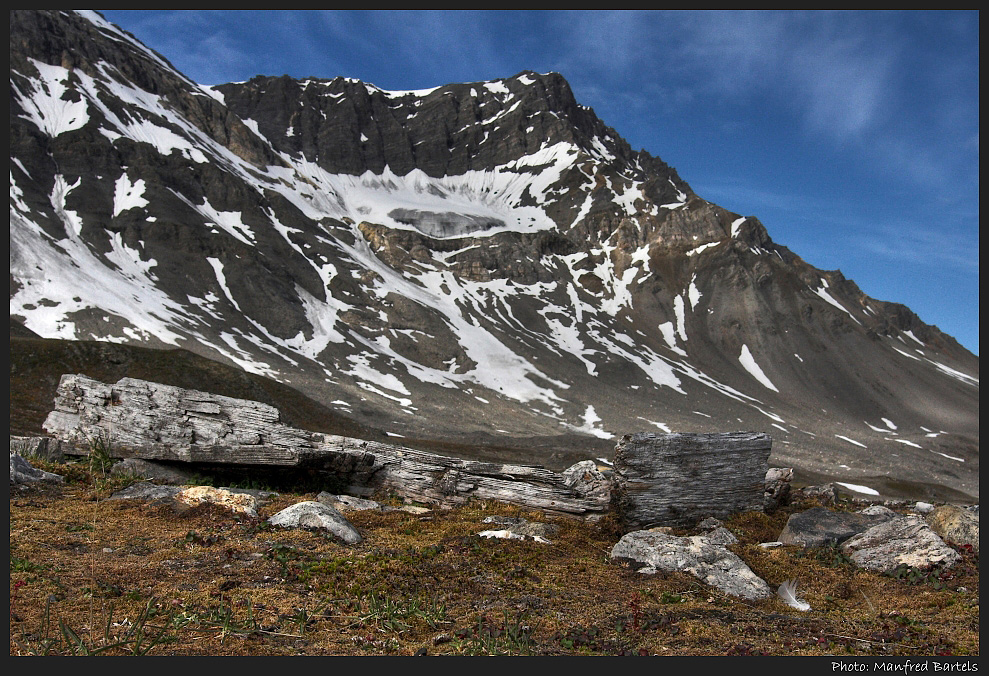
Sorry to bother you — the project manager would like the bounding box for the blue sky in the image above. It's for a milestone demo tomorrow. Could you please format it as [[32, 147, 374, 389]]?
[[98, 10, 979, 355]]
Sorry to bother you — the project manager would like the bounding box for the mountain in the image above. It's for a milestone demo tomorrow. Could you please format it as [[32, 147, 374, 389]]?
[[9, 10, 979, 501]]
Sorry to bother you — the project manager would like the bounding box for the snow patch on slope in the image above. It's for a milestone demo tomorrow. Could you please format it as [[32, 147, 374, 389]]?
[[739, 344, 778, 392]]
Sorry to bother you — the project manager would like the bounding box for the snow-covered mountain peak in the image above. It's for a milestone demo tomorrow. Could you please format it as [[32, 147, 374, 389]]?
[[9, 10, 979, 501]]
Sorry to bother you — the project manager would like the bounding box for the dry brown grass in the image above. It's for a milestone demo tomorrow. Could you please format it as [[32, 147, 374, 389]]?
[[9, 459, 980, 656]]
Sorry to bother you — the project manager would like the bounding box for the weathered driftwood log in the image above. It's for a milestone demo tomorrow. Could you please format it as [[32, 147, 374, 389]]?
[[612, 432, 772, 531], [42, 374, 611, 519]]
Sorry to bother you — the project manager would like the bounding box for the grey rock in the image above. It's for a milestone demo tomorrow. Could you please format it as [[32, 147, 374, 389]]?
[[764, 467, 793, 511], [611, 530, 772, 600], [700, 526, 739, 546], [925, 505, 979, 553], [109, 481, 183, 503], [110, 458, 198, 485], [268, 501, 363, 544], [10, 436, 65, 461], [840, 516, 961, 573], [10, 452, 64, 484], [779, 506, 894, 547], [561, 460, 612, 500], [43, 374, 313, 454], [317, 491, 383, 512]]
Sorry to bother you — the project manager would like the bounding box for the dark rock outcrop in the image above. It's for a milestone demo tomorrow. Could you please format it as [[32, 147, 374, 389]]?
[[778, 507, 895, 547]]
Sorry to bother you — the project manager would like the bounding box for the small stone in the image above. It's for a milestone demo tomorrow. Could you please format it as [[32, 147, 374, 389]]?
[[701, 527, 739, 546], [696, 517, 723, 531], [796, 483, 837, 506], [480, 516, 558, 539], [317, 492, 382, 512]]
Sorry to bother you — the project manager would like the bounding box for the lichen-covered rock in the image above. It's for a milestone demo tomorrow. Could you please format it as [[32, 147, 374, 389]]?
[[268, 501, 362, 544], [925, 505, 979, 553], [611, 530, 772, 600], [840, 516, 961, 573], [175, 486, 260, 518]]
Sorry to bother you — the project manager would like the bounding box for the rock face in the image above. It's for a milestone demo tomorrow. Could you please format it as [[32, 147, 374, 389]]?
[[9, 10, 979, 501], [44, 374, 314, 457], [612, 432, 771, 530], [839, 516, 962, 573], [611, 530, 773, 600]]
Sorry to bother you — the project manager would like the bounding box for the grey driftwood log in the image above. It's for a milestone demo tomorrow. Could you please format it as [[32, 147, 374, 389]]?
[[42, 374, 611, 519], [612, 431, 772, 530]]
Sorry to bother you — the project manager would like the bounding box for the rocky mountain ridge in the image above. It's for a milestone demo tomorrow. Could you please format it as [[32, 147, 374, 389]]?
[[9, 10, 979, 501]]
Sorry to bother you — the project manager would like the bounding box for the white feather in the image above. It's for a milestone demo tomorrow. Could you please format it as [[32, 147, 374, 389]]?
[[778, 578, 811, 611]]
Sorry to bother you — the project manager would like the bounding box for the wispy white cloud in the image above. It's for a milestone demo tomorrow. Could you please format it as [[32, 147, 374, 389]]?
[[851, 222, 980, 272], [104, 10, 257, 85]]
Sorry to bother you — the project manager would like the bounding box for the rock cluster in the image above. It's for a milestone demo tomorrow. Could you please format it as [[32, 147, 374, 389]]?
[[9, 448, 977, 602], [611, 502, 976, 600]]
